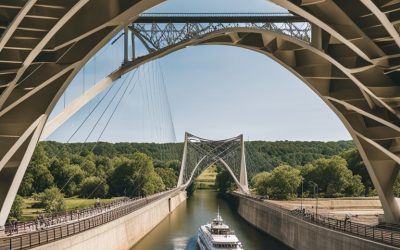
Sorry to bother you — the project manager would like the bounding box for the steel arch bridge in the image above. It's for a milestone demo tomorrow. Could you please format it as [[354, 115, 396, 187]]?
[[1, 0, 400, 226], [177, 132, 249, 194]]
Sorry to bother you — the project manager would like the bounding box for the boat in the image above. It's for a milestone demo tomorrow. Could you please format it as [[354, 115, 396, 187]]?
[[197, 209, 244, 250]]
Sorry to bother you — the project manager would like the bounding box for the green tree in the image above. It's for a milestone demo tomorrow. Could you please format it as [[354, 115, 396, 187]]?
[[109, 152, 164, 197], [37, 187, 66, 213], [7, 195, 24, 222], [302, 156, 365, 197], [79, 176, 109, 198], [268, 165, 302, 199], [215, 169, 236, 193], [251, 172, 272, 196], [155, 167, 177, 188], [341, 149, 373, 195]]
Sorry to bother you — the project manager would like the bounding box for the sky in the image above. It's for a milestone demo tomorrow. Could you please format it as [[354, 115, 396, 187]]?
[[46, 0, 352, 143]]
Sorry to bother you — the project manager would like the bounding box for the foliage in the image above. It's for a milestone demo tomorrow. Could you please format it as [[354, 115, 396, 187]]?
[[252, 166, 302, 199], [7, 195, 24, 222], [215, 169, 236, 193], [18, 140, 368, 203], [301, 156, 365, 198], [251, 172, 272, 195], [36, 187, 66, 213], [155, 167, 177, 189], [341, 149, 374, 196], [108, 152, 165, 197], [79, 176, 109, 198]]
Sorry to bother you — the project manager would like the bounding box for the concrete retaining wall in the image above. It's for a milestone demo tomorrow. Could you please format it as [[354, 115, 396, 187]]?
[[34, 191, 186, 250], [235, 194, 398, 250]]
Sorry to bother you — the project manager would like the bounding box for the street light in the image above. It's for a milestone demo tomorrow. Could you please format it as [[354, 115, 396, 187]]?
[[308, 181, 318, 216], [300, 178, 304, 211]]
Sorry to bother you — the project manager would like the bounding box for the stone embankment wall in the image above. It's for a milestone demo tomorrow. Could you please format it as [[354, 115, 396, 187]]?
[[234, 194, 397, 250], [35, 191, 187, 250]]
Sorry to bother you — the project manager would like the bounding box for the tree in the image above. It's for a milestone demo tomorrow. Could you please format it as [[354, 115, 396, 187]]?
[[109, 152, 165, 197], [81, 159, 96, 176], [155, 167, 177, 188], [215, 169, 236, 193], [302, 156, 365, 198], [142, 172, 165, 195], [7, 195, 24, 222], [79, 176, 109, 198], [30, 164, 54, 193], [268, 165, 302, 199], [50, 161, 85, 197], [341, 149, 373, 195], [251, 172, 272, 196], [37, 187, 66, 213]]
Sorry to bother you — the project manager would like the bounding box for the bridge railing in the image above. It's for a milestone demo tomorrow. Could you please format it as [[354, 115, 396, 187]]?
[[0, 189, 179, 250], [234, 192, 400, 248]]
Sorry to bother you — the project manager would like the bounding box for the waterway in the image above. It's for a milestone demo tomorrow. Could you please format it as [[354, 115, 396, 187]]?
[[131, 189, 289, 250]]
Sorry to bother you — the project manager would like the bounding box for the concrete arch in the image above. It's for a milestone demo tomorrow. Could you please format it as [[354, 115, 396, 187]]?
[[49, 26, 400, 223], [1, 0, 400, 226]]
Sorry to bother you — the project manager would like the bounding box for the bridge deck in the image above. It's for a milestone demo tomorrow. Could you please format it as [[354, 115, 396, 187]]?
[[135, 12, 307, 23], [0, 189, 181, 250]]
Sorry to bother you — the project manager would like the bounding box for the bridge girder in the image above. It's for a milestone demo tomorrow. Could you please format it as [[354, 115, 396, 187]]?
[[1, 0, 400, 226]]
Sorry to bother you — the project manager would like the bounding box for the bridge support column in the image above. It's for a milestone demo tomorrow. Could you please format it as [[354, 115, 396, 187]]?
[[177, 132, 188, 187], [239, 135, 249, 194]]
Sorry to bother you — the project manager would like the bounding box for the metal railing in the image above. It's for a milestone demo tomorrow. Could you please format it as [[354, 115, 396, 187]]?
[[0, 189, 180, 250], [233, 192, 400, 248]]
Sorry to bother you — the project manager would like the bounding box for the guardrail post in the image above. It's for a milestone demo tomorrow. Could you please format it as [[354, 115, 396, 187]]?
[[20, 235, 22, 249], [29, 233, 31, 247], [391, 232, 393, 245], [373, 227, 375, 239], [46, 230, 48, 242]]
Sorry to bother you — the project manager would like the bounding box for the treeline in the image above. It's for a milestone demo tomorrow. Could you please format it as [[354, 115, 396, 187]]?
[[19, 143, 180, 200], [19, 140, 357, 201], [216, 148, 400, 199]]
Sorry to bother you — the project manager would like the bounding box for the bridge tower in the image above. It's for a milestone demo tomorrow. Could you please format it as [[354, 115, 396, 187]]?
[[177, 132, 249, 194]]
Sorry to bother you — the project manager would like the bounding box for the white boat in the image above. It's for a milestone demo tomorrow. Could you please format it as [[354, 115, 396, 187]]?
[[197, 210, 244, 250]]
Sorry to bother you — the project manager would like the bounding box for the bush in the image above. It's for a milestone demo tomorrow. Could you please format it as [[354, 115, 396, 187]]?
[[36, 187, 66, 213], [7, 195, 24, 222]]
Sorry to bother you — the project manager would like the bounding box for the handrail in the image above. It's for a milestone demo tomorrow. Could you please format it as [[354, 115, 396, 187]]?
[[233, 192, 400, 248], [0, 188, 180, 250]]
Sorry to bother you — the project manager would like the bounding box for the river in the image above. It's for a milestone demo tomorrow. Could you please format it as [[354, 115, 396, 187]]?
[[131, 189, 289, 250]]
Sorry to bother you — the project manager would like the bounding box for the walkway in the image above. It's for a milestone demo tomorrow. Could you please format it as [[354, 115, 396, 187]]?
[[0, 189, 179, 250]]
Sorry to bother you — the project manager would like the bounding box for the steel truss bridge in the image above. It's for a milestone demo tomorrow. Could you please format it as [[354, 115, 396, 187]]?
[[1, 0, 400, 228]]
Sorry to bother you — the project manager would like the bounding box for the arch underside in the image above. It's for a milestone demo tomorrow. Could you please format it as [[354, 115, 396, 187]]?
[[0, 0, 400, 225]]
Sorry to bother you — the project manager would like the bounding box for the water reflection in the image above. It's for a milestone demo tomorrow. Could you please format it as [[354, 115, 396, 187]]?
[[131, 190, 289, 250]]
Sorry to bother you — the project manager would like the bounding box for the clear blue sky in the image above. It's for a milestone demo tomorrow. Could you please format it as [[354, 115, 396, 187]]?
[[47, 0, 351, 143]]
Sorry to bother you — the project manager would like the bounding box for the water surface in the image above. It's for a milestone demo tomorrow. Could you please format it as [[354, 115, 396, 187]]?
[[131, 190, 289, 250]]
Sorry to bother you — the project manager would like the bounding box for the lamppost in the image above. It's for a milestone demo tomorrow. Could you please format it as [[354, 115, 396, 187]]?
[[308, 181, 318, 216], [300, 178, 304, 211]]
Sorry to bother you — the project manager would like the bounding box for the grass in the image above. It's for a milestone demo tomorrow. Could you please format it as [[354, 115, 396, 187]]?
[[21, 197, 118, 222], [195, 165, 218, 189]]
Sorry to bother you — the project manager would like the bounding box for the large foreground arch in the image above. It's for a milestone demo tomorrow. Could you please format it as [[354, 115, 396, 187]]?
[[51, 25, 400, 224], [1, 0, 400, 226]]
